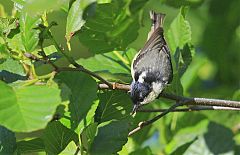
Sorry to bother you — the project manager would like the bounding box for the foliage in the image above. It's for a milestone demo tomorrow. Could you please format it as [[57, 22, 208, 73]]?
[[0, 0, 239, 154]]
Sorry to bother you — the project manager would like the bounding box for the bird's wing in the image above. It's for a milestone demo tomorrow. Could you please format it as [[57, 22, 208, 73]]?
[[131, 28, 172, 83]]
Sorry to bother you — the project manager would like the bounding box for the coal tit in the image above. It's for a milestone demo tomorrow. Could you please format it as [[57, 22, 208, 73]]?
[[130, 11, 173, 114]]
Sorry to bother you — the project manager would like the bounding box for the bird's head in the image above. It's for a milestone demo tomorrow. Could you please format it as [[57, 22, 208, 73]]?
[[130, 81, 151, 114]]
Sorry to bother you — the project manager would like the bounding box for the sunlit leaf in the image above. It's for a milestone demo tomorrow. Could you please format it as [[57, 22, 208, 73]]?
[[24, 0, 68, 14], [167, 7, 191, 53], [0, 58, 25, 76], [184, 122, 235, 154], [19, 12, 41, 52], [66, 0, 94, 42], [60, 141, 79, 155], [0, 81, 61, 132]]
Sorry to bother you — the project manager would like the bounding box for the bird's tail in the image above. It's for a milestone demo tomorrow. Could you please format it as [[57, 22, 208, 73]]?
[[150, 10, 165, 30], [148, 11, 165, 39]]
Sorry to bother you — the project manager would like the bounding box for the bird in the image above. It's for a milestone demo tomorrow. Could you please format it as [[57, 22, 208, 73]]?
[[130, 11, 173, 114]]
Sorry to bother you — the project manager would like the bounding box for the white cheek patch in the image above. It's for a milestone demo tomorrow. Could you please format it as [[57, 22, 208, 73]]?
[[138, 71, 147, 83], [140, 82, 165, 105], [152, 82, 164, 94]]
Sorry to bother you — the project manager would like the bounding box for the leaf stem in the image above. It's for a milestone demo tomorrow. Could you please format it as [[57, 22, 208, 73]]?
[[113, 51, 130, 65]]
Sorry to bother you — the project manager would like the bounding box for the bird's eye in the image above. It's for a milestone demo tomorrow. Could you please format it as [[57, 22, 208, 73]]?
[[139, 98, 144, 102]]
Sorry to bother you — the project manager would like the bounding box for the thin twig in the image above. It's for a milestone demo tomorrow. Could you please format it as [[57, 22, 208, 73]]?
[[128, 102, 182, 136]]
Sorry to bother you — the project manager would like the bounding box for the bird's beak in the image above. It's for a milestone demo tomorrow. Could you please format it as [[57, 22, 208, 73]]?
[[131, 104, 139, 116]]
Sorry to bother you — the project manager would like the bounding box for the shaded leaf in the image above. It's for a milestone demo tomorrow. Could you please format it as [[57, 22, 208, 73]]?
[[77, 51, 131, 74], [78, 1, 140, 53], [19, 12, 41, 52], [129, 0, 149, 13], [17, 138, 44, 154], [94, 90, 132, 123], [0, 81, 61, 132], [174, 44, 193, 77], [90, 120, 130, 155], [0, 125, 16, 154], [56, 72, 97, 129], [43, 121, 78, 154], [80, 123, 98, 152], [163, 0, 204, 8], [129, 146, 153, 155]]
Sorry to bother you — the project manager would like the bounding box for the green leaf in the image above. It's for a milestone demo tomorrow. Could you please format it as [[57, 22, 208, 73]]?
[[130, 112, 153, 146], [0, 125, 16, 154], [56, 72, 97, 129], [94, 90, 132, 123], [66, 0, 94, 42], [19, 12, 41, 52], [10, 0, 25, 6], [75, 100, 99, 133], [166, 7, 194, 95], [78, 1, 140, 53], [0, 18, 18, 37], [6, 33, 25, 53], [163, 0, 204, 8], [42, 121, 78, 155], [0, 81, 61, 132], [90, 120, 130, 154], [17, 138, 44, 154], [23, 0, 68, 14], [174, 44, 193, 77], [170, 138, 197, 155], [167, 6, 192, 53], [0, 58, 25, 76], [129, 0, 149, 13], [129, 147, 153, 155], [80, 123, 98, 152], [165, 119, 209, 154], [184, 122, 235, 154], [60, 141, 79, 155], [77, 52, 131, 74], [0, 38, 9, 59]]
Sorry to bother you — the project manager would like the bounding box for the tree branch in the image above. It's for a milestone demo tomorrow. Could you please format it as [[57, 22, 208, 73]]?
[[98, 83, 240, 108], [138, 106, 240, 113]]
